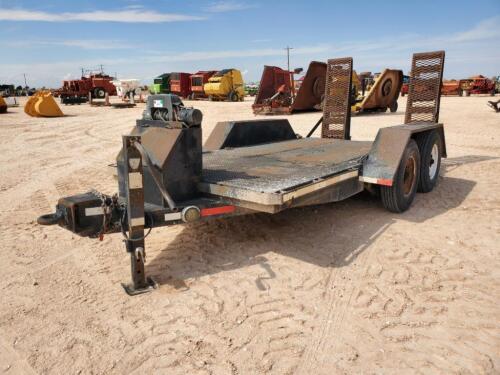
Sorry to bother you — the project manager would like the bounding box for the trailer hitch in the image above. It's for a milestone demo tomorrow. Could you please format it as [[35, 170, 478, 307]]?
[[37, 211, 64, 226]]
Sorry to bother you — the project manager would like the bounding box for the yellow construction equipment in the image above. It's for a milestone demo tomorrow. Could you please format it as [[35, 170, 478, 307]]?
[[352, 69, 403, 113], [0, 96, 7, 114], [203, 68, 245, 101], [24, 90, 64, 117]]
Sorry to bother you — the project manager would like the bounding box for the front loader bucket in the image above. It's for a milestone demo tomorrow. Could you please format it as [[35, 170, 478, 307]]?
[[24, 93, 40, 117], [290, 61, 326, 112], [25, 91, 64, 117], [0, 96, 7, 114], [358, 69, 403, 112]]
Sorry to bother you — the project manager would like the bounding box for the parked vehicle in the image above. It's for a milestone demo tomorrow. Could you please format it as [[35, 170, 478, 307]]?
[[441, 76, 496, 96], [204, 68, 245, 101], [170, 72, 191, 98], [0, 84, 15, 97], [112, 79, 142, 101], [151, 73, 171, 94], [459, 75, 496, 96], [189, 71, 217, 99], [245, 83, 259, 96], [58, 71, 117, 104]]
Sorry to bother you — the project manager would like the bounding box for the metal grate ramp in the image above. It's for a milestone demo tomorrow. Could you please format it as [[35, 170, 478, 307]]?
[[405, 51, 445, 124]]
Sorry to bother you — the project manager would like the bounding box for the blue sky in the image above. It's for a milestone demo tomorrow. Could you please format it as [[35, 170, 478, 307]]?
[[1, 0, 499, 87]]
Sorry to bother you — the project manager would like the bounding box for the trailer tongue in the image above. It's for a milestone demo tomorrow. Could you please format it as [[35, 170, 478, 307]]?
[[38, 51, 446, 295]]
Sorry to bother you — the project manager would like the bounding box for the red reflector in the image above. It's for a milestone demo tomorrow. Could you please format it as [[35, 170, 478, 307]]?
[[378, 179, 393, 186], [200, 205, 235, 217]]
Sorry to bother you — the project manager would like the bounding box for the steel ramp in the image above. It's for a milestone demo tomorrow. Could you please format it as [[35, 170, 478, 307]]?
[[405, 51, 445, 124], [322, 57, 353, 139]]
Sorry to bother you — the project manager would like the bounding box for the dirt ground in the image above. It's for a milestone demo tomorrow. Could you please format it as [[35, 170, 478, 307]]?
[[0, 95, 499, 375]]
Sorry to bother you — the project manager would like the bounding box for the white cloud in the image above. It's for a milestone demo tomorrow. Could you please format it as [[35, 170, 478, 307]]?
[[450, 16, 500, 42], [204, 1, 256, 13], [0, 8, 205, 22], [3, 39, 135, 50], [1, 16, 499, 87], [145, 44, 330, 63]]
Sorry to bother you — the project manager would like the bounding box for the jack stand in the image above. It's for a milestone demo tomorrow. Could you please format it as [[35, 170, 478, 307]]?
[[121, 135, 157, 296], [121, 242, 157, 295]]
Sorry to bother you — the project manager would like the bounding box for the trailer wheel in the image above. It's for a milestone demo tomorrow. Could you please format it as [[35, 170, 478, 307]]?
[[389, 101, 398, 113], [416, 130, 442, 193], [381, 139, 420, 213], [94, 88, 105, 99]]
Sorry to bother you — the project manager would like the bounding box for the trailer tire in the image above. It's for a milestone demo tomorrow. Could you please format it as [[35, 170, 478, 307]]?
[[381, 139, 420, 213], [416, 130, 442, 193]]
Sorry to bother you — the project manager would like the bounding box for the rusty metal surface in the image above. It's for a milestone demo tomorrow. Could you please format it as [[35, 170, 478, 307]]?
[[405, 51, 445, 124], [290, 61, 326, 112], [253, 66, 293, 106], [202, 138, 371, 194], [322, 57, 352, 139], [359, 69, 403, 110]]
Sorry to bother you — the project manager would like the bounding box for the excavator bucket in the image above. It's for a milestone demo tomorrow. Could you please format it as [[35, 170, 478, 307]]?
[[355, 69, 403, 113], [24, 91, 64, 117], [290, 61, 327, 112], [0, 96, 7, 114], [24, 94, 40, 117]]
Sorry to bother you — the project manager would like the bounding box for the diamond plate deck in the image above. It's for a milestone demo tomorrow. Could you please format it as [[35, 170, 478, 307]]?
[[201, 138, 371, 200]]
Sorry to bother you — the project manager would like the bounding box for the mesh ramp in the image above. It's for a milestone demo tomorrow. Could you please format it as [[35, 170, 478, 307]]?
[[405, 51, 445, 124], [322, 57, 353, 139]]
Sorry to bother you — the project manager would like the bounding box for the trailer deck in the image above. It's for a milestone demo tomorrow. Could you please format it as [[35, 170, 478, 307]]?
[[200, 138, 371, 206]]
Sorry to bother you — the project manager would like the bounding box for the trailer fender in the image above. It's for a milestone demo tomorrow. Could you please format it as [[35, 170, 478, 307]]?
[[360, 123, 446, 186]]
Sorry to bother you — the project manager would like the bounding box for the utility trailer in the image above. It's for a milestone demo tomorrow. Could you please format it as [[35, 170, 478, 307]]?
[[38, 51, 447, 295]]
